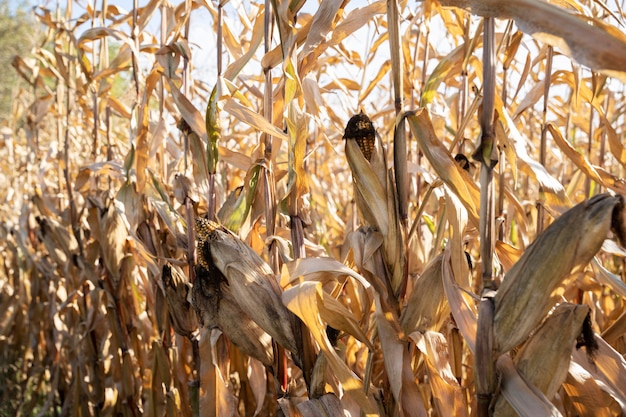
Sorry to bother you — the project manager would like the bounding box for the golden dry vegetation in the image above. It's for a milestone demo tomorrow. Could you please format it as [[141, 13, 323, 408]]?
[[1, 0, 626, 416]]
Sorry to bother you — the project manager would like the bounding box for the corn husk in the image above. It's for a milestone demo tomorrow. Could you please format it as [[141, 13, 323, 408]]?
[[494, 303, 589, 416], [192, 218, 301, 364], [494, 194, 624, 353], [344, 112, 405, 297], [162, 263, 198, 339], [401, 254, 449, 334]]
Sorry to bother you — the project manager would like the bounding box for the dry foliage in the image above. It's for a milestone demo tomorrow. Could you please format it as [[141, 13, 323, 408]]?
[[1, 0, 626, 416]]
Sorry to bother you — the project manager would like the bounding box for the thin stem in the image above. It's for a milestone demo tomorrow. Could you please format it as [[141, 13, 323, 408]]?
[[262, 0, 278, 272], [585, 103, 595, 197], [538, 46, 553, 233], [479, 16, 496, 291], [476, 17, 497, 417]]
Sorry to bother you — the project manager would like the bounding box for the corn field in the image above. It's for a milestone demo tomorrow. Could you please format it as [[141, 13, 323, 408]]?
[[2, 0, 626, 415]]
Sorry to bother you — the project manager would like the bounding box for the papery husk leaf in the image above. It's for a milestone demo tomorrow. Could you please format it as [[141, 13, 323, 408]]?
[[192, 270, 274, 366], [496, 354, 563, 417], [161, 264, 197, 339], [571, 334, 626, 412], [500, 108, 568, 204], [282, 281, 376, 414], [35, 216, 78, 267], [345, 134, 389, 235], [438, 0, 626, 80], [493, 303, 589, 417], [591, 257, 626, 297], [219, 165, 261, 234], [410, 331, 467, 417], [494, 194, 621, 353], [101, 201, 128, 283], [223, 98, 288, 141], [198, 328, 239, 416], [405, 109, 480, 225], [296, 393, 345, 417], [442, 248, 477, 353], [564, 361, 620, 416], [348, 228, 401, 319], [375, 295, 428, 417], [549, 123, 626, 195], [401, 253, 449, 334], [476, 295, 496, 401]]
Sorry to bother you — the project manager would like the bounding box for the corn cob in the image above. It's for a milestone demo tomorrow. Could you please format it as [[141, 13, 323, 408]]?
[[344, 110, 376, 161], [192, 217, 301, 365], [494, 194, 625, 353]]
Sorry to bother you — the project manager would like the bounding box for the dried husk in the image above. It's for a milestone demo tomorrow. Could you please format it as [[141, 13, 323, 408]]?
[[192, 271, 274, 366], [192, 218, 300, 361], [494, 194, 624, 353], [401, 253, 449, 334], [161, 263, 198, 339], [344, 113, 405, 297], [494, 303, 590, 416]]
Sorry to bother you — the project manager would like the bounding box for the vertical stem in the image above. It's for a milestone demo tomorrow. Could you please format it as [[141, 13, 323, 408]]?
[[387, 0, 403, 116], [207, 2, 223, 221], [459, 13, 470, 148], [476, 17, 497, 417], [537, 46, 553, 233], [599, 94, 609, 180], [262, 0, 278, 272], [419, 25, 430, 103], [479, 17, 496, 292], [91, 0, 99, 159], [181, 0, 195, 285], [387, 0, 409, 301], [130, 0, 140, 146], [159, 0, 167, 180], [585, 102, 594, 197], [62, 3, 84, 260], [497, 147, 506, 242]]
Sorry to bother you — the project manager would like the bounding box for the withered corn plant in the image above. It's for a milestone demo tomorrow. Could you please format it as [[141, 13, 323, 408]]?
[[2, 0, 626, 416]]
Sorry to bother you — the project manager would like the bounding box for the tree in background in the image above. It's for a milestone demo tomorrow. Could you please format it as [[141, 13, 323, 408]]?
[[0, 0, 37, 122]]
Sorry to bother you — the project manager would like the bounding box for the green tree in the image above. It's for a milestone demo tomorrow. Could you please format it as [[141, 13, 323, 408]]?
[[0, 0, 38, 121]]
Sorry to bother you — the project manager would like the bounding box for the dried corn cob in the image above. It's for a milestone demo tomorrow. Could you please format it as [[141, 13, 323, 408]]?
[[494, 194, 626, 353], [344, 111, 376, 161], [192, 217, 301, 366]]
